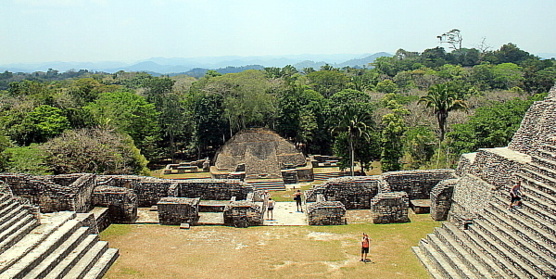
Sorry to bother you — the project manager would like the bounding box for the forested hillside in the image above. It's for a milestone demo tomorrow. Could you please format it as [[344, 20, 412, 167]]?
[[1, 43, 555, 175]]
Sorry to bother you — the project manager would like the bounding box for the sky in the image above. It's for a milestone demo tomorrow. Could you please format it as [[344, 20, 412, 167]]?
[[1, 0, 555, 64]]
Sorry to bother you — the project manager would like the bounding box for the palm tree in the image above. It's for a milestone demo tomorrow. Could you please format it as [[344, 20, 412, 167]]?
[[419, 83, 468, 141], [331, 110, 373, 176]]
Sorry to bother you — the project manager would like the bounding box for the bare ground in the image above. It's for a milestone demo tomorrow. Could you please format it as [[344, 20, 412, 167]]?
[[101, 211, 439, 279]]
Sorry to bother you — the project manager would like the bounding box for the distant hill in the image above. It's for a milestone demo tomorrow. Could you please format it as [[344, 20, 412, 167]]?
[[175, 65, 266, 78], [0, 52, 393, 75]]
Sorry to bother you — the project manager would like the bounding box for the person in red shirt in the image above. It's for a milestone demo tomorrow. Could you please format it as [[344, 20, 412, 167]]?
[[361, 233, 371, 262]]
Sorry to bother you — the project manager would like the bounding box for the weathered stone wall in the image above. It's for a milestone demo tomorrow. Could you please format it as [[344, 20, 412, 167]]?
[[97, 176, 253, 206], [282, 170, 298, 184], [93, 208, 111, 232], [307, 201, 347, 225], [468, 148, 530, 190], [382, 169, 456, 200], [92, 185, 138, 223], [295, 164, 314, 182], [306, 176, 385, 209], [96, 175, 172, 207], [157, 197, 200, 225], [0, 173, 95, 213], [508, 90, 556, 156], [430, 179, 458, 221], [448, 174, 494, 223], [223, 201, 264, 227], [455, 153, 475, 177], [370, 192, 410, 224], [175, 179, 253, 200]]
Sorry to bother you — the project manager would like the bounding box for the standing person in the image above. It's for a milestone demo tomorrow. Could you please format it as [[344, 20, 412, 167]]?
[[267, 197, 275, 220], [361, 233, 371, 262], [293, 189, 303, 212], [509, 181, 523, 209]]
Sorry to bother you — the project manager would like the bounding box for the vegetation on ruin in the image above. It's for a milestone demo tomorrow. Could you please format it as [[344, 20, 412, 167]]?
[[0, 42, 554, 175], [100, 211, 440, 278]]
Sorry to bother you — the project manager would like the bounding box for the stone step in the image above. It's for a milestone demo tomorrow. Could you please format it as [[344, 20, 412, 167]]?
[[495, 189, 556, 225], [538, 148, 556, 161], [21, 226, 90, 279], [418, 239, 461, 278], [0, 193, 11, 204], [64, 241, 109, 279], [0, 219, 82, 278], [524, 164, 556, 189], [522, 181, 556, 208], [518, 164, 556, 195], [82, 248, 119, 279], [542, 143, 556, 154], [44, 234, 99, 279], [0, 213, 35, 243], [474, 218, 555, 275], [434, 226, 499, 278], [532, 154, 556, 170], [521, 189, 556, 216], [468, 220, 546, 278], [412, 246, 444, 279], [442, 222, 509, 278], [492, 195, 556, 240], [0, 216, 38, 255], [426, 234, 477, 278], [0, 196, 15, 212], [0, 211, 75, 273], [461, 222, 528, 278], [517, 171, 556, 197], [481, 212, 556, 270], [486, 203, 556, 252], [0, 202, 21, 224], [0, 205, 27, 232]]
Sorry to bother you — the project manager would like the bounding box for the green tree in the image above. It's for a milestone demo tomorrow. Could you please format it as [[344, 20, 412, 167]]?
[[380, 100, 409, 171], [491, 63, 524, 89], [3, 105, 70, 145], [198, 70, 277, 135], [192, 93, 228, 158], [41, 128, 149, 175], [4, 144, 51, 175], [307, 70, 350, 97], [403, 126, 436, 169], [448, 96, 541, 156], [375, 79, 399, 93], [329, 89, 375, 175], [85, 91, 161, 158], [418, 83, 468, 141]]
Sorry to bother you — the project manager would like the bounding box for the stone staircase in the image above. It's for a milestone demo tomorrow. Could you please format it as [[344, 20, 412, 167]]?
[[248, 179, 286, 191], [313, 171, 344, 181], [414, 142, 556, 278], [0, 192, 118, 279]]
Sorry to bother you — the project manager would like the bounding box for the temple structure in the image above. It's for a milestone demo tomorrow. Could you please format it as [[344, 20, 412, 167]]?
[[210, 128, 313, 189]]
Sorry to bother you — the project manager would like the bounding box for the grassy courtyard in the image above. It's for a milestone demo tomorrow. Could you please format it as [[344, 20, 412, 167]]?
[[100, 210, 439, 279]]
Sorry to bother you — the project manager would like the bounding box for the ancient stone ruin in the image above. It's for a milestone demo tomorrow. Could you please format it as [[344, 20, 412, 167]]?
[[0, 87, 554, 278], [413, 86, 556, 278], [210, 128, 314, 189]]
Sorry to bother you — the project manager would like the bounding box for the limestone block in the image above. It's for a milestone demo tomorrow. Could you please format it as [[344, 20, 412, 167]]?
[[430, 179, 458, 221], [370, 192, 410, 224], [223, 201, 263, 228], [157, 197, 200, 225], [92, 186, 138, 223], [307, 201, 347, 225]]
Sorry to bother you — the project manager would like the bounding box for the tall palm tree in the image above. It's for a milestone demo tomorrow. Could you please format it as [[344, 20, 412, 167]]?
[[331, 110, 373, 176], [419, 83, 468, 141]]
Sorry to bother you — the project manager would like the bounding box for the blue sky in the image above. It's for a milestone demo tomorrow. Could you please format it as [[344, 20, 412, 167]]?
[[1, 0, 555, 64]]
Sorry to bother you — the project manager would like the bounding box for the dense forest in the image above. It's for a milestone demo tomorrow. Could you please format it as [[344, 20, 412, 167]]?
[[1, 41, 555, 176]]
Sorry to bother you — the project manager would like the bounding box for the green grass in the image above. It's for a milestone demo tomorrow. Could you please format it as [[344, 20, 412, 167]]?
[[101, 212, 440, 279]]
